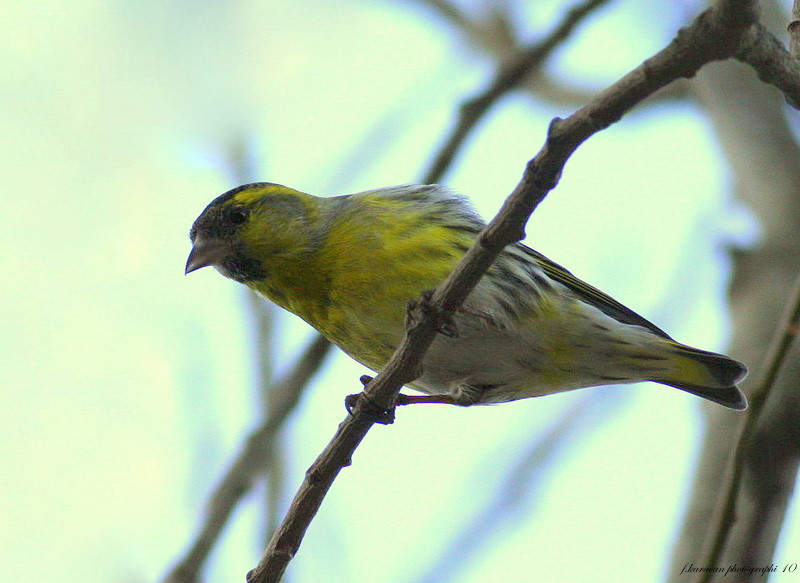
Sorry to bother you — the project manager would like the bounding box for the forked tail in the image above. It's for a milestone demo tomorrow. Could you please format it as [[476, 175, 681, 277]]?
[[654, 344, 748, 410]]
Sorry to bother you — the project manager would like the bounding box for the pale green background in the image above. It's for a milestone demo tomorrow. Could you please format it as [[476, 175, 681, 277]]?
[[1, 1, 796, 582]]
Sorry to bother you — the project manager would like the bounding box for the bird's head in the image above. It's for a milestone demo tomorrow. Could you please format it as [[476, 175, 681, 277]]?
[[186, 182, 322, 284]]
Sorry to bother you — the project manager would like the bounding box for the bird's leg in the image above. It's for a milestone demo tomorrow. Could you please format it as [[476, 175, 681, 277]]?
[[395, 393, 460, 406], [396, 385, 483, 407]]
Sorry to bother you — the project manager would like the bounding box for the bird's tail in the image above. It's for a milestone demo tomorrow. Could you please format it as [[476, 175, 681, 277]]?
[[653, 343, 748, 410]]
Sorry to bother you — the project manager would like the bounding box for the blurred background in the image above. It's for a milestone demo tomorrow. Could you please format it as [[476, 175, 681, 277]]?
[[2, 0, 798, 582]]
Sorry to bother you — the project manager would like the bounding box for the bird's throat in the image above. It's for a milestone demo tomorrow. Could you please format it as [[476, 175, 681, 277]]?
[[247, 255, 333, 328]]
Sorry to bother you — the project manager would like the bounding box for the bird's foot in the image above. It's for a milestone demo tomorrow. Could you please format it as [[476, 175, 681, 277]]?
[[344, 392, 396, 425], [406, 290, 459, 338]]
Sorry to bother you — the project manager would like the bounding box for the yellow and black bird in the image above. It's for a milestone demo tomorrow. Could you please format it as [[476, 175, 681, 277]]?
[[187, 182, 747, 410]]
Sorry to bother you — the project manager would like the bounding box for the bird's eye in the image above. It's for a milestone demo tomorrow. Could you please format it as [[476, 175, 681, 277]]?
[[226, 207, 248, 225]]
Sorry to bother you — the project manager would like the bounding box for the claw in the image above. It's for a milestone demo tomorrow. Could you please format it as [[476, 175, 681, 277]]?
[[406, 289, 459, 338], [344, 393, 360, 415], [344, 392, 396, 425]]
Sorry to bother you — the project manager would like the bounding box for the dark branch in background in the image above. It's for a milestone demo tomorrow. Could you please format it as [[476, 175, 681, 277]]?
[[413, 0, 521, 62], [412, 0, 690, 111], [246, 1, 788, 581], [694, 276, 800, 583], [244, 291, 284, 540], [412, 0, 474, 34], [162, 334, 332, 583], [422, 0, 611, 184]]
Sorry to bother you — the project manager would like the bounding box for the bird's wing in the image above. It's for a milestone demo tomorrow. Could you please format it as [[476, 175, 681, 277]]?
[[516, 244, 673, 340]]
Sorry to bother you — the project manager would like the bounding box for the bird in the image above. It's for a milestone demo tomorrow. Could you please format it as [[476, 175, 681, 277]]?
[[186, 182, 747, 410]]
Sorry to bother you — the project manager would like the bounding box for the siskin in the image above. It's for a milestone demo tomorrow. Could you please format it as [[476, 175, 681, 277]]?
[[186, 183, 747, 410]]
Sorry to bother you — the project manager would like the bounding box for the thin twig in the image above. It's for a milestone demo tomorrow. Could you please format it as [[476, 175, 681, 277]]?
[[244, 291, 284, 541], [413, 0, 691, 110], [411, 0, 475, 37], [162, 334, 332, 583], [694, 275, 800, 583], [422, 0, 611, 184], [247, 5, 765, 582], [415, 0, 519, 57]]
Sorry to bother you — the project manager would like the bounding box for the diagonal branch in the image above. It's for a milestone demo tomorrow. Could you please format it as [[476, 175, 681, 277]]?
[[694, 275, 800, 583], [412, 0, 690, 111], [410, 0, 485, 47], [246, 4, 768, 583]]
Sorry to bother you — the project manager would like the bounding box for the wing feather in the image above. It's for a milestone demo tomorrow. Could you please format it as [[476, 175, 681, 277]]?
[[513, 244, 673, 340]]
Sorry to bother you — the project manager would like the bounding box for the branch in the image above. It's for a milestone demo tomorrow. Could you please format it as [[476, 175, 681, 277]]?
[[735, 22, 800, 109], [247, 5, 765, 583], [422, 0, 611, 184], [411, 0, 519, 57], [694, 275, 800, 583], [162, 334, 332, 583], [410, 0, 474, 35], [528, 72, 690, 108], [243, 291, 283, 539], [412, 0, 690, 111]]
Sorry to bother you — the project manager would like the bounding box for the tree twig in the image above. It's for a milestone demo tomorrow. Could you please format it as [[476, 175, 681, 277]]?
[[244, 291, 284, 542], [422, 0, 611, 184], [412, 0, 691, 111], [410, 0, 475, 40], [246, 4, 769, 582], [410, 0, 518, 57], [694, 275, 800, 583]]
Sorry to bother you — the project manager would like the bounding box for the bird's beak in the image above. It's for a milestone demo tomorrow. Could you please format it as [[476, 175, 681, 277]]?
[[185, 234, 228, 274]]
